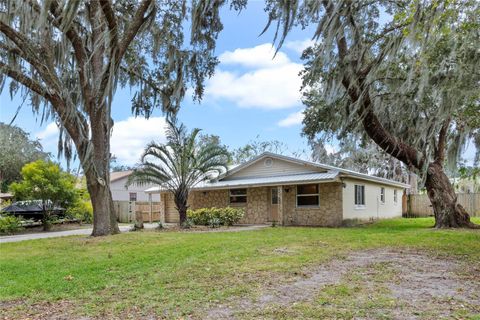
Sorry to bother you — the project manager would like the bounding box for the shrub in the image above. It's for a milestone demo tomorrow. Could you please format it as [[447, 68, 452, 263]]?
[[181, 218, 194, 229], [187, 207, 244, 226], [0, 215, 24, 234], [66, 200, 93, 224]]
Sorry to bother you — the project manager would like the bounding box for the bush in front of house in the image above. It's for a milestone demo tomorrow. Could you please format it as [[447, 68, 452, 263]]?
[[187, 207, 244, 226], [0, 215, 24, 234], [65, 199, 93, 224]]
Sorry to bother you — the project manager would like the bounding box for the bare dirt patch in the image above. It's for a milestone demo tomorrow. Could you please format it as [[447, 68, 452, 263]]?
[[206, 249, 480, 319]]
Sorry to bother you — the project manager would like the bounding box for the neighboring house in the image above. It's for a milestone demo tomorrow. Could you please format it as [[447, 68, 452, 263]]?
[[110, 171, 160, 202], [145, 152, 409, 226]]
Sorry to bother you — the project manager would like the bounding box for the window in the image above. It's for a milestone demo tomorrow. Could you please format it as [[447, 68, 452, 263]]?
[[296, 184, 319, 207], [230, 189, 247, 204], [354, 185, 365, 206], [394, 190, 398, 203], [271, 188, 279, 205], [380, 187, 385, 204], [129, 192, 137, 202]]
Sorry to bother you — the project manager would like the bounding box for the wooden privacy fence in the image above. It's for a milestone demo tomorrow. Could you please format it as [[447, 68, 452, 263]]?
[[113, 201, 161, 223], [404, 193, 479, 217]]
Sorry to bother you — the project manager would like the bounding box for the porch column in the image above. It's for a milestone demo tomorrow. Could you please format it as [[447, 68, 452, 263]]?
[[277, 185, 284, 225], [148, 193, 153, 223], [160, 193, 166, 224]]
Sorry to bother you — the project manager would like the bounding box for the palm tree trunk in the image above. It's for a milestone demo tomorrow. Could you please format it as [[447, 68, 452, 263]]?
[[174, 189, 189, 226]]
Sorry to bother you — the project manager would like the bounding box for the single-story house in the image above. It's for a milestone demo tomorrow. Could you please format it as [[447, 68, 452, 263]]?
[[110, 171, 160, 202], [145, 152, 409, 226]]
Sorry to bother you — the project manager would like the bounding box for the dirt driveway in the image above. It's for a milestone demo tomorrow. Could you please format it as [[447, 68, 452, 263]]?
[[207, 249, 480, 319]]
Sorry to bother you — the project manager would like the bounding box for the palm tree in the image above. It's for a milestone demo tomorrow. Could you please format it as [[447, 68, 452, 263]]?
[[128, 118, 230, 226]]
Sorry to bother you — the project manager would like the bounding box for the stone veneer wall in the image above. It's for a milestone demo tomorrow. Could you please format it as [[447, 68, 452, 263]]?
[[190, 190, 229, 210], [282, 183, 343, 226], [189, 187, 270, 224]]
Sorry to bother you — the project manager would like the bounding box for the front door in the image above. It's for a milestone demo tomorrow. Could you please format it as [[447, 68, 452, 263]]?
[[269, 188, 279, 222]]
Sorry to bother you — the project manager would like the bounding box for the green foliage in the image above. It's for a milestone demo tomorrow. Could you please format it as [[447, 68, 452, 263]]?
[[0, 215, 23, 234], [310, 138, 407, 182], [181, 218, 194, 229], [65, 200, 93, 224], [231, 136, 289, 164], [9, 160, 78, 229], [10, 160, 77, 207], [187, 207, 244, 227], [0, 123, 49, 192], [128, 117, 230, 225], [0, 199, 12, 210], [65, 176, 92, 223]]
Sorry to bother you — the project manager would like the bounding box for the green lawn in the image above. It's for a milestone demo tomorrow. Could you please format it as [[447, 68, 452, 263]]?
[[1, 218, 479, 319]]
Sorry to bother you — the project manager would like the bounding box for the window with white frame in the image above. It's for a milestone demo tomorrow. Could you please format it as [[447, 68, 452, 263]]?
[[129, 192, 137, 202], [354, 185, 365, 206], [380, 187, 385, 204], [230, 188, 247, 204], [296, 184, 319, 207], [394, 190, 398, 203]]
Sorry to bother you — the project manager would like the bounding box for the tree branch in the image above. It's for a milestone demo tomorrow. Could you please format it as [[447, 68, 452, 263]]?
[[435, 117, 451, 165], [100, 0, 119, 57], [320, 0, 425, 171], [48, 0, 92, 111], [116, 0, 154, 67], [0, 20, 62, 95], [0, 61, 50, 99]]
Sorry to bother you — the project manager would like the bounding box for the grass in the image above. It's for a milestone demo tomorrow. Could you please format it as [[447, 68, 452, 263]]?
[[1, 217, 479, 318]]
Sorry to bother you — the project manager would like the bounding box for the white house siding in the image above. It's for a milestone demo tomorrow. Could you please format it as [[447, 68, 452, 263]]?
[[110, 177, 160, 202], [224, 157, 324, 180], [342, 178, 403, 220]]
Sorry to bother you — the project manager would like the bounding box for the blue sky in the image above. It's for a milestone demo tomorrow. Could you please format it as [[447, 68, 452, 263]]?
[[0, 2, 476, 168]]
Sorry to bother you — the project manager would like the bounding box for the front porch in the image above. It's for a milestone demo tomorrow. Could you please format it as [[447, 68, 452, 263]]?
[[157, 182, 344, 226]]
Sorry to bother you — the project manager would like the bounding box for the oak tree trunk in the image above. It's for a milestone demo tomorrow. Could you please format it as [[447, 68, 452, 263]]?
[[80, 113, 120, 236], [86, 172, 120, 236], [425, 162, 477, 228]]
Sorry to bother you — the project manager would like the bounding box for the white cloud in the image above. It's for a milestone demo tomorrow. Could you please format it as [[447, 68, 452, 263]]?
[[278, 111, 304, 127], [36, 122, 59, 140], [36, 117, 167, 165], [324, 144, 337, 154], [111, 117, 166, 165], [219, 43, 291, 68], [206, 43, 304, 109], [285, 39, 316, 54]]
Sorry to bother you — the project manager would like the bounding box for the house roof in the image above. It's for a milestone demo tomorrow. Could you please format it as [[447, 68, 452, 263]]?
[[145, 172, 339, 193], [144, 152, 409, 193], [0, 192, 13, 199], [110, 170, 133, 182]]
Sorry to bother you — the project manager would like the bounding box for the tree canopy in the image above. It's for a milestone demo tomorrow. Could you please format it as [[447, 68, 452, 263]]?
[[262, 0, 479, 228], [0, 123, 49, 192]]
